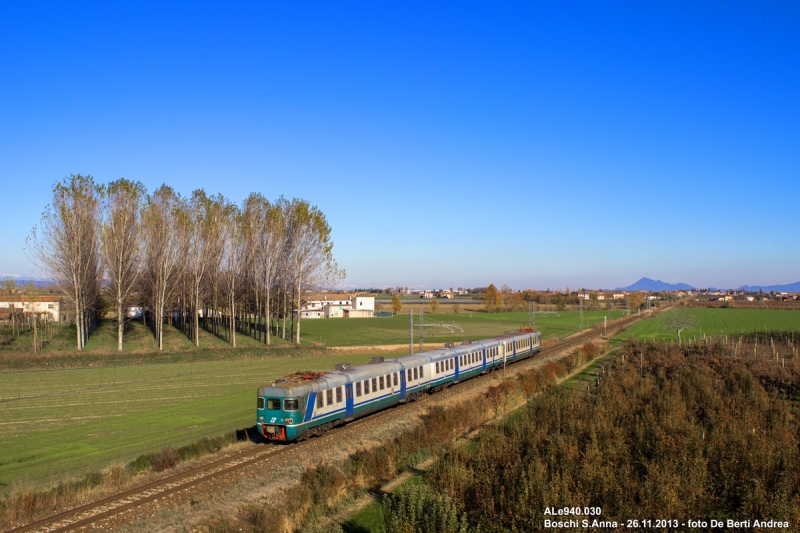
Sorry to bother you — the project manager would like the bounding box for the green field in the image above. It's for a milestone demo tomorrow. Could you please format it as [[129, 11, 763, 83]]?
[[0, 309, 621, 492], [299, 310, 625, 346], [0, 352, 376, 492], [614, 307, 800, 344]]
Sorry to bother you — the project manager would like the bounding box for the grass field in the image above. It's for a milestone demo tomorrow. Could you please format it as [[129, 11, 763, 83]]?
[[0, 309, 623, 493], [613, 307, 800, 344], [299, 310, 625, 346], [1, 310, 622, 361], [0, 352, 377, 492]]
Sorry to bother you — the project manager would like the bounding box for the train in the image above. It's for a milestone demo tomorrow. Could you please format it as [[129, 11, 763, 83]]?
[[256, 328, 541, 442]]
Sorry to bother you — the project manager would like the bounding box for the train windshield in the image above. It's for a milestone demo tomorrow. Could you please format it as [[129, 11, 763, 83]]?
[[267, 398, 282, 410], [257, 397, 265, 409], [284, 399, 299, 411]]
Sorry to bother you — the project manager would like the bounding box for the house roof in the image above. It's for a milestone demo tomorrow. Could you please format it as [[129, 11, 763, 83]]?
[[0, 296, 63, 303]]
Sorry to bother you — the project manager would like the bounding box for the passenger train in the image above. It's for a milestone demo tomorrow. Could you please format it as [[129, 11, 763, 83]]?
[[256, 329, 541, 442]]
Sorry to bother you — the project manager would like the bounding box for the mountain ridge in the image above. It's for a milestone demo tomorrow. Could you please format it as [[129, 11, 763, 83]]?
[[616, 277, 695, 291]]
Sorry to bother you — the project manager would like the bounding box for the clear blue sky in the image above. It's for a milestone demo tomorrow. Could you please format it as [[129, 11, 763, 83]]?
[[1, 2, 798, 290]]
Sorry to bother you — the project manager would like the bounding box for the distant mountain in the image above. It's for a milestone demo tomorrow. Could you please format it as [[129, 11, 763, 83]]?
[[0, 274, 53, 288], [617, 278, 696, 291], [738, 281, 800, 293]]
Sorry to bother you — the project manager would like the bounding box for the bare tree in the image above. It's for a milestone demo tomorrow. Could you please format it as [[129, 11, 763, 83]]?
[[27, 175, 103, 350], [659, 309, 696, 345], [101, 178, 145, 351], [183, 190, 224, 346], [219, 200, 244, 346], [284, 199, 343, 344], [142, 185, 185, 350]]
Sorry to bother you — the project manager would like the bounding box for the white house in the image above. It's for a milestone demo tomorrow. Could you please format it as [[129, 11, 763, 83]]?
[[298, 296, 375, 318], [323, 302, 350, 318], [0, 296, 63, 321], [353, 296, 374, 312], [299, 307, 325, 319]]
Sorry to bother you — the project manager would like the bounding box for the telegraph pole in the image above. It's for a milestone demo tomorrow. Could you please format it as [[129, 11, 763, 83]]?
[[419, 307, 424, 351], [409, 310, 413, 354], [579, 298, 583, 332]]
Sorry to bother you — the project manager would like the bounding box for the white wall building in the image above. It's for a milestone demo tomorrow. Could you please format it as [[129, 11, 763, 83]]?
[[0, 296, 63, 321]]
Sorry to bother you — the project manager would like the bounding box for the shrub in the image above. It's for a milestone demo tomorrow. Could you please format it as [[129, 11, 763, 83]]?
[[383, 484, 468, 533], [152, 447, 180, 472]]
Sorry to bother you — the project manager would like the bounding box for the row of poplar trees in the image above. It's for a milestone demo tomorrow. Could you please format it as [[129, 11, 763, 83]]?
[[27, 175, 342, 351]]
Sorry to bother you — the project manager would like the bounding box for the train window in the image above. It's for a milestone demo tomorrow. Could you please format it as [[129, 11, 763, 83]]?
[[336, 387, 343, 403], [267, 399, 281, 410], [365, 380, 370, 394], [436, 361, 440, 373], [285, 399, 299, 411], [413, 367, 418, 380], [356, 382, 362, 397], [406, 369, 411, 381], [316, 393, 323, 409], [420, 365, 424, 378], [370, 377, 376, 392], [379, 376, 385, 390], [394, 373, 398, 386], [258, 397, 265, 409], [326, 389, 333, 405]]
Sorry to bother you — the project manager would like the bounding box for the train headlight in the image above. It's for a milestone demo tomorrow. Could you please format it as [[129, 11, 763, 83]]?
[[259, 416, 264, 421], [285, 418, 293, 424]]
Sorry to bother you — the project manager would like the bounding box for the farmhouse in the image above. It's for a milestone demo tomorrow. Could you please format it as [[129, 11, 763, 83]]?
[[0, 296, 64, 321], [298, 296, 375, 318]]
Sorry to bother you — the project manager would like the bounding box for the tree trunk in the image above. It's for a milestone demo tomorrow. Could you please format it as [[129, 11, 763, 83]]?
[[117, 302, 124, 351], [281, 284, 287, 340], [265, 288, 271, 345], [295, 278, 301, 344], [230, 293, 236, 348], [194, 292, 200, 347]]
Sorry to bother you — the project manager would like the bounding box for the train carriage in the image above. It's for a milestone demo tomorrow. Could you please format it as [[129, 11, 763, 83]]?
[[256, 328, 541, 442]]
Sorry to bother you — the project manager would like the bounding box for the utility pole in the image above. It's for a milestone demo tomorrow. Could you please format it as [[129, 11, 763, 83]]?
[[604, 315, 607, 337], [626, 294, 630, 316], [579, 298, 583, 332], [532, 301, 536, 327], [419, 307, 424, 351], [409, 309, 413, 354]]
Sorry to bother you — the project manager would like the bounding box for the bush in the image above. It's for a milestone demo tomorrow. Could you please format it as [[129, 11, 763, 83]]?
[[383, 484, 468, 533], [152, 447, 180, 472]]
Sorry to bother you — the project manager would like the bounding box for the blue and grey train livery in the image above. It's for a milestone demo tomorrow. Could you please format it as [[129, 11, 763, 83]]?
[[256, 328, 541, 442]]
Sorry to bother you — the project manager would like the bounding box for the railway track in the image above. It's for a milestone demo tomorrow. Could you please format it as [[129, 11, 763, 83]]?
[[6, 311, 649, 533]]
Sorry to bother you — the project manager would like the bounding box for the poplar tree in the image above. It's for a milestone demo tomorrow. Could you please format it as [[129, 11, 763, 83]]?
[[219, 199, 244, 346], [27, 174, 103, 350], [101, 178, 145, 351], [284, 198, 342, 344], [142, 185, 184, 350]]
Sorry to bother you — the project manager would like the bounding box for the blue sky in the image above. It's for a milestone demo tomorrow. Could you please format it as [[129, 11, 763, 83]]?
[[1, 2, 798, 290]]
